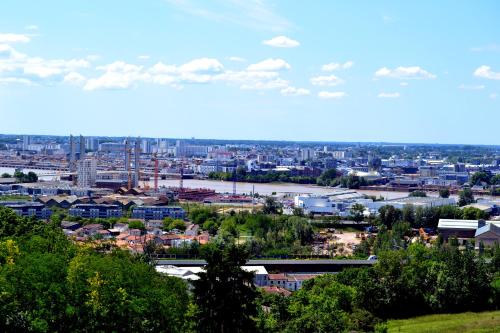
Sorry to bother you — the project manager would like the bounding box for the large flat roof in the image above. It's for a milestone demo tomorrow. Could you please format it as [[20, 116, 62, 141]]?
[[438, 219, 479, 230]]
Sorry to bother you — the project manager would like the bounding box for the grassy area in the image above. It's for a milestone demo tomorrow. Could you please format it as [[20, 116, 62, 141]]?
[[387, 311, 500, 333], [0, 195, 32, 201]]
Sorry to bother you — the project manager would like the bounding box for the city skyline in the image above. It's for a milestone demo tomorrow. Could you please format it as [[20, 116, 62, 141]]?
[[1, 1, 500, 144]]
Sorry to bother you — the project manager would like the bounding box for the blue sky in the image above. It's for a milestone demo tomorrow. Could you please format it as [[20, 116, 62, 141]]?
[[0, 0, 499, 144]]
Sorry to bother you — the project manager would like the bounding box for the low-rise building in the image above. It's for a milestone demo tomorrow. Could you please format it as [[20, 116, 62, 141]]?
[[68, 204, 122, 219], [475, 222, 500, 248], [0, 201, 52, 219], [132, 206, 185, 220]]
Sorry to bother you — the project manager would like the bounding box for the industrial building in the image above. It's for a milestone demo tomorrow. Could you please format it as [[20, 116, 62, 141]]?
[[438, 219, 500, 241]]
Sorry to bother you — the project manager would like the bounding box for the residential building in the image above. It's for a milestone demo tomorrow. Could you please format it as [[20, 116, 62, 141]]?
[[132, 206, 186, 220], [69, 204, 122, 219], [0, 201, 52, 219], [77, 158, 97, 187]]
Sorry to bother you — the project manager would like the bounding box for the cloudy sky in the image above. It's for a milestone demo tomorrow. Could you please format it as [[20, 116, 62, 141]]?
[[0, 0, 499, 144]]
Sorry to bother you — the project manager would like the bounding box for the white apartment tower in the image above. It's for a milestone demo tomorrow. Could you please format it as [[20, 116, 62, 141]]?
[[77, 158, 97, 188]]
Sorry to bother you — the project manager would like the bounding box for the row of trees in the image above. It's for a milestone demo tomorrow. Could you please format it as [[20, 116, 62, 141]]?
[[208, 169, 317, 185], [470, 170, 500, 187], [0, 171, 38, 183], [208, 168, 370, 189], [259, 243, 500, 332], [375, 203, 488, 229]]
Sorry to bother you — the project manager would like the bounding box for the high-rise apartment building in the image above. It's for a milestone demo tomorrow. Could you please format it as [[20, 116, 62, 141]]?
[[77, 158, 97, 188]]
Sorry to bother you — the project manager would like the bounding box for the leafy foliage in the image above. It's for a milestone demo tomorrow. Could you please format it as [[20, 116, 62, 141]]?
[[192, 242, 258, 333]]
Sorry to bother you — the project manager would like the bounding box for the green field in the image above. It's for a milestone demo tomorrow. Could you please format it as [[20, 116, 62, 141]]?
[[387, 311, 500, 333], [0, 195, 31, 201]]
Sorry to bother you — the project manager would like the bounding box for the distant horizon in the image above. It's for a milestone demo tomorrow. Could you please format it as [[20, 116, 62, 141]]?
[[2, 132, 499, 148]]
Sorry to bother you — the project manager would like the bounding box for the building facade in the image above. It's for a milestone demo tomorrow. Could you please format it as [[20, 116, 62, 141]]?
[[132, 206, 186, 220]]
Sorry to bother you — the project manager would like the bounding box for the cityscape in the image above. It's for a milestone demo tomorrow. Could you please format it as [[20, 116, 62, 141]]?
[[1, 1, 500, 332]]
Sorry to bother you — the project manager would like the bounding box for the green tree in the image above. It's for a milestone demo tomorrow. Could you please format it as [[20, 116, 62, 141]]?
[[192, 242, 258, 333], [409, 190, 427, 197], [461, 206, 488, 220], [285, 274, 356, 332], [458, 188, 474, 206], [128, 220, 145, 230], [350, 203, 365, 222], [439, 188, 450, 198], [378, 205, 402, 228], [402, 204, 415, 225], [263, 197, 281, 214], [470, 170, 492, 186]]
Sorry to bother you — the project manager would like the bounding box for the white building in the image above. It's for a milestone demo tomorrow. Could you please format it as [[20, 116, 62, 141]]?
[[77, 158, 97, 187]]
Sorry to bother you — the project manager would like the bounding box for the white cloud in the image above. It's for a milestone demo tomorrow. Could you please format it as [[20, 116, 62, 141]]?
[[321, 61, 353, 71], [247, 58, 290, 71], [64, 72, 86, 86], [262, 36, 300, 48], [149, 61, 177, 74], [96, 61, 142, 73], [23, 64, 62, 78], [318, 91, 347, 99], [378, 92, 400, 98], [0, 44, 26, 60], [490, 93, 498, 100], [241, 78, 288, 90], [25, 25, 39, 31], [310, 74, 344, 86], [0, 33, 30, 43], [458, 84, 485, 90], [178, 57, 223, 73], [474, 65, 500, 80], [400, 82, 409, 87], [228, 56, 246, 62], [84, 61, 149, 91], [0, 77, 33, 85], [375, 66, 436, 79], [0, 40, 91, 85], [280, 86, 310, 96], [151, 74, 176, 85]]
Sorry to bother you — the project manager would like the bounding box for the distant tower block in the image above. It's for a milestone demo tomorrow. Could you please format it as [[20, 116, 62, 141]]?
[[77, 158, 97, 188], [79, 135, 85, 160], [134, 138, 141, 188], [69, 135, 76, 172]]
